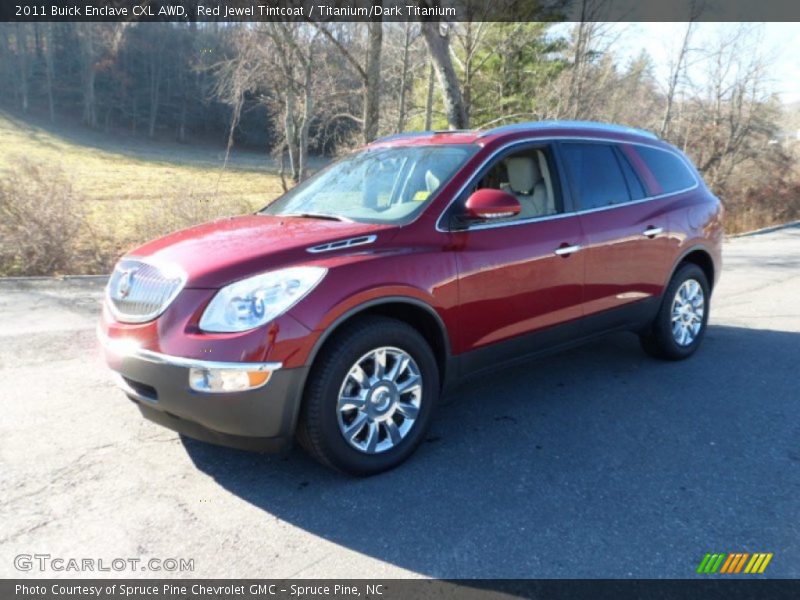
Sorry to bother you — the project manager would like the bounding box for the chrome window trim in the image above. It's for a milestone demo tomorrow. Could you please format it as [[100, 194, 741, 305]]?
[[307, 235, 377, 254], [435, 135, 700, 233], [98, 326, 283, 372], [105, 256, 188, 324]]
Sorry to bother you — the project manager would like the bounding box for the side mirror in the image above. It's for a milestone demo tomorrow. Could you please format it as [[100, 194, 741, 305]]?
[[464, 188, 521, 221]]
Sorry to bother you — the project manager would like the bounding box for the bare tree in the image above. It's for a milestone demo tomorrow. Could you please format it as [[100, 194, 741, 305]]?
[[42, 22, 56, 122], [313, 21, 383, 143], [147, 32, 164, 138], [395, 22, 415, 131], [420, 20, 467, 129], [74, 23, 126, 128], [424, 62, 435, 129], [660, 10, 701, 137], [14, 23, 30, 114], [75, 24, 98, 127], [266, 23, 321, 183], [364, 19, 383, 141], [449, 20, 487, 124], [565, 11, 617, 120], [652, 23, 778, 203]]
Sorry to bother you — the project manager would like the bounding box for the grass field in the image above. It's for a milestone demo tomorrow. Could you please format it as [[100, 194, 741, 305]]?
[[0, 111, 289, 201], [0, 111, 299, 275]]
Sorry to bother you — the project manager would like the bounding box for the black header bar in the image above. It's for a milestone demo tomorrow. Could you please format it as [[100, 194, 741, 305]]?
[[5, 579, 800, 600], [2, 0, 800, 23]]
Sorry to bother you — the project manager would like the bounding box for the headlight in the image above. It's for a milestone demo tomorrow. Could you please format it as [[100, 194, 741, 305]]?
[[199, 266, 326, 333]]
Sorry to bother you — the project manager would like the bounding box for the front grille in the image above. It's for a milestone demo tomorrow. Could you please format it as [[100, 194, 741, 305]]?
[[106, 258, 186, 323]]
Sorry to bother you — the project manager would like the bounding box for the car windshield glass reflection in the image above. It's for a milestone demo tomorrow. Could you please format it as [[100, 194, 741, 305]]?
[[261, 145, 477, 224]]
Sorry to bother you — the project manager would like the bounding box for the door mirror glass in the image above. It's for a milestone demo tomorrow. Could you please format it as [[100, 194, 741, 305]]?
[[464, 189, 521, 221]]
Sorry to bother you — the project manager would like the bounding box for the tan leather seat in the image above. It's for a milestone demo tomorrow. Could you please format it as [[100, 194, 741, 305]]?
[[503, 156, 552, 219]]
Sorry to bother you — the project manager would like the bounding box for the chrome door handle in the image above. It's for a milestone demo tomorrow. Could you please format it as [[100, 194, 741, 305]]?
[[554, 244, 581, 256], [643, 227, 663, 237]]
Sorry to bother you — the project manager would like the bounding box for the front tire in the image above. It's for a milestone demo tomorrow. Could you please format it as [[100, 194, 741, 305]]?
[[640, 263, 710, 360], [297, 316, 439, 475]]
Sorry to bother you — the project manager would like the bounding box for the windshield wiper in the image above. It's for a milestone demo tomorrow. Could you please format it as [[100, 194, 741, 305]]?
[[281, 212, 352, 222]]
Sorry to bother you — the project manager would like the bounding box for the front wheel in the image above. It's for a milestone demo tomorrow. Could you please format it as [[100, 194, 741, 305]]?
[[640, 263, 710, 360], [297, 316, 439, 475]]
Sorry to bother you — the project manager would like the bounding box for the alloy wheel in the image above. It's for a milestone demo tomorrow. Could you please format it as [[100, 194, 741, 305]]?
[[336, 346, 423, 454], [671, 278, 705, 346]]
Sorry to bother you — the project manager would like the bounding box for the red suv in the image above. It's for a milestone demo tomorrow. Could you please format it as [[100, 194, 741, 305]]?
[[100, 121, 723, 474]]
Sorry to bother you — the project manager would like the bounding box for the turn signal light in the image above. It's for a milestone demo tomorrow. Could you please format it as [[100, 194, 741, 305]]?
[[189, 368, 272, 393]]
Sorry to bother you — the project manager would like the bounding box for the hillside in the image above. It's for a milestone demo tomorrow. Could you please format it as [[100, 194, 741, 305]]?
[[0, 111, 285, 204], [0, 112, 289, 275]]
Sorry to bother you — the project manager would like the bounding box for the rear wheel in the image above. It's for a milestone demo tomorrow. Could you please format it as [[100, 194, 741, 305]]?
[[297, 316, 438, 475], [640, 263, 710, 360]]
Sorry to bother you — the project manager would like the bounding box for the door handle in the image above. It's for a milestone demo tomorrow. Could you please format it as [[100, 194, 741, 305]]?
[[554, 244, 581, 256], [642, 226, 663, 238]]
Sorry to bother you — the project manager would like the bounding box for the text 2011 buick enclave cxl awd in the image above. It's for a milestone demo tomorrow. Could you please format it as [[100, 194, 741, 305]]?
[[99, 121, 723, 475]]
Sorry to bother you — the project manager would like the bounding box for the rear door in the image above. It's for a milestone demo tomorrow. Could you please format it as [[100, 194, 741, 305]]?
[[558, 141, 671, 327]]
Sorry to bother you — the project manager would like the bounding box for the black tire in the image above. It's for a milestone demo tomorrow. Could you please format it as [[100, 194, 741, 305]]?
[[297, 316, 439, 476], [640, 263, 710, 360]]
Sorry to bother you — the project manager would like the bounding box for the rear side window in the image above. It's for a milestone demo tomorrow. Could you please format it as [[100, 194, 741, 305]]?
[[634, 146, 697, 194], [617, 152, 646, 200], [560, 143, 631, 210]]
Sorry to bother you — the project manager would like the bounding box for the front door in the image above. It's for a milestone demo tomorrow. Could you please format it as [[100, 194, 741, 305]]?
[[448, 144, 585, 370]]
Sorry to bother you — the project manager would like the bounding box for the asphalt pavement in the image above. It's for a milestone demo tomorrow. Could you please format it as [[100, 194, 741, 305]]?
[[1, 224, 798, 579]]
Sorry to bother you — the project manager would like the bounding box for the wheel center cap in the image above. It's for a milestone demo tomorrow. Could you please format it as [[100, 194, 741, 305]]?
[[369, 384, 395, 413]]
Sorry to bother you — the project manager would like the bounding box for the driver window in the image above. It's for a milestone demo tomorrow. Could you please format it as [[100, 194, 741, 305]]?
[[475, 147, 561, 220]]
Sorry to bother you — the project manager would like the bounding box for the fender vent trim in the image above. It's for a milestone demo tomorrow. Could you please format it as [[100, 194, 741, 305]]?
[[307, 235, 377, 254]]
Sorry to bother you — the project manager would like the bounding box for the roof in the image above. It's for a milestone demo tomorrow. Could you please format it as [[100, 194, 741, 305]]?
[[370, 120, 660, 147]]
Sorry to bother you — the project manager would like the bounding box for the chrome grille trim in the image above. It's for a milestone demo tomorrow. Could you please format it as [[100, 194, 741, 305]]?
[[105, 257, 187, 324], [306, 235, 377, 254]]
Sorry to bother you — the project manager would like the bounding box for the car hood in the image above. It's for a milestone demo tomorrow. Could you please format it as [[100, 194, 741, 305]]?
[[130, 214, 393, 288]]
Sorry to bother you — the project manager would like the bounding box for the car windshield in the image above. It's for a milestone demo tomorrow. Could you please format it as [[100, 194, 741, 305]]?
[[261, 144, 477, 224]]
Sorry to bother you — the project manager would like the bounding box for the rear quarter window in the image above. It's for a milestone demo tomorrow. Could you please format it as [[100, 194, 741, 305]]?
[[634, 146, 697, 194]]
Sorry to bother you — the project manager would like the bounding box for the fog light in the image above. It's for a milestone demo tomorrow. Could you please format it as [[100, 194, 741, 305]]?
[[105, 336, 142, 357], [189, 367, 272, 393]]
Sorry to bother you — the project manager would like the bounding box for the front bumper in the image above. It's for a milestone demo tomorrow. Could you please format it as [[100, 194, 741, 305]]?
[[100, 332, 309, 452]]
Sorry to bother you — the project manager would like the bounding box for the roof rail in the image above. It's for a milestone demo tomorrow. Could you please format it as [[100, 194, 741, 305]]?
[[477, 120, 659, 140], [372, 129, 473, 144]]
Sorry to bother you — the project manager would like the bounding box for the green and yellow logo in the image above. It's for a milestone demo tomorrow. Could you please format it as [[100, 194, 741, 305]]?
[[697, 552, 773, 574]]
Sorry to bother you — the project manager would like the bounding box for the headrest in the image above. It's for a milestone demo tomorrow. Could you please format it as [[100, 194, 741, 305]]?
[[504, 157, 541, 195], [425, 170, 441, 192]]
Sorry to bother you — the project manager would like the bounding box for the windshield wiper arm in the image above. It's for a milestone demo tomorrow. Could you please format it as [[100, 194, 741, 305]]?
[[282, 212, 352, 222]]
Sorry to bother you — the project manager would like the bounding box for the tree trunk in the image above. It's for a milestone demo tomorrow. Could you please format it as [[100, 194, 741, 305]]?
[[298, 61, 313, 182], [77, 24, 97, 128], [148, 53, 162, 138], [16, 24, 29, 114], [568, 20, 589, 120], [421, 21, 468, 129], [43, 23, 56, 122], [178, 95, 187, 143], [396, 22, 412, 132], [284, 82, 299, 183], [424, 62, 435, 130], [83, 66, 96, 127], [660, 22, 693, 138], [362, 18, 383, 142], [131, 97, 137, 135]]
